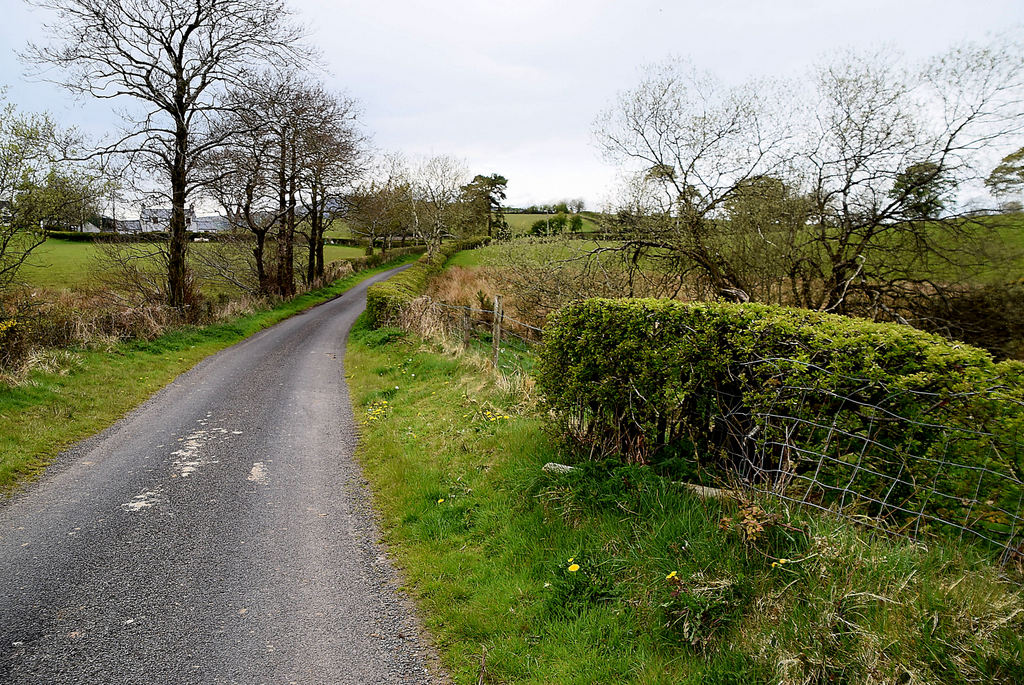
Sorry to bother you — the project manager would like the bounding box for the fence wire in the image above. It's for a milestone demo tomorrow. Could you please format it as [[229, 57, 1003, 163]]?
[[394, 298, 1023, 562], [396, 295, 541, 374], [711, 356, 1024, 562]]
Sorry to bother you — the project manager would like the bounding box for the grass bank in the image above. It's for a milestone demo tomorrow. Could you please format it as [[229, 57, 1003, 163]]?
[[0, 254, 418, 493], [347, 320, 1024, 684]]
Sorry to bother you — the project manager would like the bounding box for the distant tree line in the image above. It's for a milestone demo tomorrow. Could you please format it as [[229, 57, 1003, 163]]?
[[506, 199, 585, 214], [345, 160, 509, 261]]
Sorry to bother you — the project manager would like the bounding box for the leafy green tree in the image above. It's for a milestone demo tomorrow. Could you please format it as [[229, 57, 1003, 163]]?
[[461, 173, 508, 238], [530, 213, 568, 236], [889, 161, 956, 219], [985, 147, 1024, 198], [13, 169, 107, 232], [1, 97, 59, 291]]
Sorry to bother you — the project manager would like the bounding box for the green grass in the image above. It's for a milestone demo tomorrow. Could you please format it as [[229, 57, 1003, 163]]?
[[324, 219, 354, 239], [323, 244, 366, 261], [444, 236, 615, 269], [17, 239, 368, 292], [347, 321, 1024, 684], [447, 213, 1024, 281], [504, 213, 601, 236], [18, 239, 105, 290], [0, 254, 420, 493]]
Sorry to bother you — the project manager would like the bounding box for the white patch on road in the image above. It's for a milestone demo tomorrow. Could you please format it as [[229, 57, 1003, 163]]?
[[170, 429, 219, 477], [248, 462, 268, 483], [123, 490, 161, 512]]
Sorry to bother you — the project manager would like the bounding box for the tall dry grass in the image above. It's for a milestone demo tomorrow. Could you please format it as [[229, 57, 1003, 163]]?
[[0, 285, 275, 386]]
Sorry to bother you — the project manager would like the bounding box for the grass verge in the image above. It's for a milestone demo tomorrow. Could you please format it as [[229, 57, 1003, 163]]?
[[0, 254, 419, 493], [347, 319, 1024, 684]]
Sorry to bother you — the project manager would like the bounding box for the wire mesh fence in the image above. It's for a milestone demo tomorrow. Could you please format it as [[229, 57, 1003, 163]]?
[[709, 356, 1024, 563], [393, 296, 1023, 562]]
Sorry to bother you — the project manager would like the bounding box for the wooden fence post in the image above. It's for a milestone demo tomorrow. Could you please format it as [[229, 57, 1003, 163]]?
[[492, 295, 503, 368], [462, 310, 471, 350]]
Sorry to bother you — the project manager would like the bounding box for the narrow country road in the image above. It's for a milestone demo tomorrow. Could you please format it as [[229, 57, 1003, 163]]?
[[0, 265, 444, 684]]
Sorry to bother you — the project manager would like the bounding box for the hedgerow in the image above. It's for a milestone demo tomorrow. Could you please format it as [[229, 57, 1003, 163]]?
[[538, 298, 1024, 545], [365, 236, 489, 327], [340, 245, 425, 272]]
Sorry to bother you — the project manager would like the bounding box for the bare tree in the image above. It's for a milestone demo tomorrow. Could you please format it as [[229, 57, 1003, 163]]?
[[24, 0, 309, 310], [296, 87, 364, 285], [203, 85, 288, 296], [409, 155, 469, 262], [594, 58, 795, 302], [594, 39, 1024, 317], [794, 41, 1024, 315], [347, 155, 414, 254]]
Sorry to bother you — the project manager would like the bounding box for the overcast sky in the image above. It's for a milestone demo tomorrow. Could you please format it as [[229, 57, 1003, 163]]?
[[2, 0, 1022, 208]]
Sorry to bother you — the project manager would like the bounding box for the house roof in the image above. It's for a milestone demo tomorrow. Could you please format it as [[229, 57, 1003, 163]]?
[[140, 207, 196, 221], [192, 215, 230, 232]]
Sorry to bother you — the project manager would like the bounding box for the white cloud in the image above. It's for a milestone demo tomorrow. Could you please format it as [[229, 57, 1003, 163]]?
[[2, 0, 1021, 206]]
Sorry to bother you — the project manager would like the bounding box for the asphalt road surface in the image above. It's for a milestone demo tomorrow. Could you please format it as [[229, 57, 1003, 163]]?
[[0, 265, 445, 684]]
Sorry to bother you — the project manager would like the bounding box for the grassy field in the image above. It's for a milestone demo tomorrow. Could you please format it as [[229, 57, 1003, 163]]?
[[347, 321, 1024, 684], [17, 239, 367, 291], [504, 213, 601, 236], [324, 219, 355, 239], [445, 236, 611, 269], [447, 213, 1024, 278], [0, 254, 420, 493]]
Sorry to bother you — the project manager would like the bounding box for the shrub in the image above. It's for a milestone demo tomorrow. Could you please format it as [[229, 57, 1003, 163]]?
[[334, 245, 426, 274], [530, 213, 568, 236], [908, 280, 1024, 361], [365, 236, 489, 328], [45, 230, 210, 243], [538, 298, 1024, 546]]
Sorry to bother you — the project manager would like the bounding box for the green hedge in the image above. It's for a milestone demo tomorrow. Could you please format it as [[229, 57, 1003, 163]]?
[[46, 230, 121, 242], [365, 237, 489, 328], [339, 245, 425, 273], [46, 230, 211, 243], [538, 298, 1024, 545]]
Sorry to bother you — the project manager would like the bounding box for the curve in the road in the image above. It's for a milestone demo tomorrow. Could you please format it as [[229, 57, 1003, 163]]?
[[0, 264, 446, 684]]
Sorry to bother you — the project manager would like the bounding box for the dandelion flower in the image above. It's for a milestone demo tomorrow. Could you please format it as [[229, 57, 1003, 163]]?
[[568, 564, 580, 573], [437, 498, 445, 504], [778, 558, 789, 564], [567, 557, 574, 563], [666, 571, 677, 580]]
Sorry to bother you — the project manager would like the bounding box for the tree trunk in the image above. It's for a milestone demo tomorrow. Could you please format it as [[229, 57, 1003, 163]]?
[[275, 129, 289, 296], [253, 229, 270, 295], [306, 188, 318, 286], [314, 215, 324, 280], [168, 114, 189, 311]]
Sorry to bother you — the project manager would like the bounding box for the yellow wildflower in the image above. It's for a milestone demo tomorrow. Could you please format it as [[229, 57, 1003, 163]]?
[[568, 564, 580, 573], [666, 571, 677, 580], [437, 498, 445, 504]]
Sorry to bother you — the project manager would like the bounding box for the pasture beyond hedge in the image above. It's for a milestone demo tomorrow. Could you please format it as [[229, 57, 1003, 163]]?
[[365, 236, 490, 327], [538, 299, 1024, 552]]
